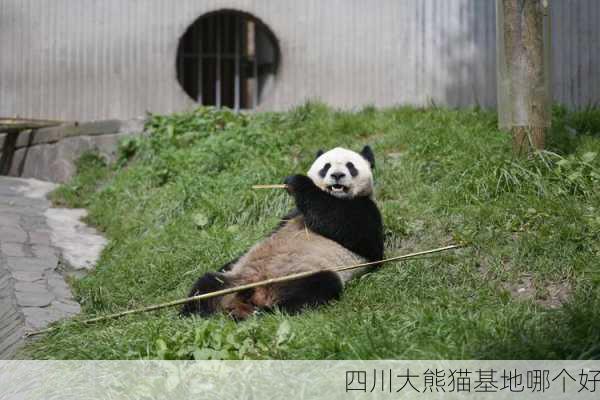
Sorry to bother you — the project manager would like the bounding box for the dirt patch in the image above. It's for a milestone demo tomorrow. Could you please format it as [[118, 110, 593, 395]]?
[[502, 274, 536, 301], [477, 251, 572, 309], [536, 281, 572, 309], [502, 277, 571, 309]]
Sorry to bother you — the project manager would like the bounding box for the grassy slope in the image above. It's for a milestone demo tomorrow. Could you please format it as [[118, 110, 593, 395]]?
[[25, 104, 600, 360]]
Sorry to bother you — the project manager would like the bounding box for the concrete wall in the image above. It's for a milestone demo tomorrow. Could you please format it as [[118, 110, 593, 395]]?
[[0, 133, 5, 162], [0, 0, 599, 121], [6, 119, 144, 183]]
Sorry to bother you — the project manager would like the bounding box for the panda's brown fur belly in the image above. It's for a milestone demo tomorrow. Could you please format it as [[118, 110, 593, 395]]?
[[217, 216, 366, 319]]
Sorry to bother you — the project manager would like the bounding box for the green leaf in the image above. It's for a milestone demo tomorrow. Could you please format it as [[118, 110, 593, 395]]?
[[155, 339, 168, 359], [156, 338, 167, 351], [276, 320, 292, 346], [581, 152, 597, 163], [193, 348, 221, 360], [568, 171, 582, 181], [227, 225, 240, 233], [192, 212, 210, 228], [166, 124, 175, 139]]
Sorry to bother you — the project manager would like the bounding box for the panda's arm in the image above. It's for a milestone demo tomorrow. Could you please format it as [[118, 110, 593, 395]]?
[[284, 174, 384, 262], [283, 174, 332, 206], [218, 257, 240, 272]]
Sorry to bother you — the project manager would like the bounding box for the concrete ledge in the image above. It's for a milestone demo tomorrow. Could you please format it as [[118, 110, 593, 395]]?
[[6, 118, 146, 183], [11, 132, 144, 182], [15, 118, 145, 149]]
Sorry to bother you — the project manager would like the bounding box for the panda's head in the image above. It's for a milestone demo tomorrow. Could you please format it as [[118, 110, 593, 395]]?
[[307, 146, 375, 199]]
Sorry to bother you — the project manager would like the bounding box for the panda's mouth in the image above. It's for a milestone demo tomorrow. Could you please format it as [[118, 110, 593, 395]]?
[[328, 184, 349, 193]]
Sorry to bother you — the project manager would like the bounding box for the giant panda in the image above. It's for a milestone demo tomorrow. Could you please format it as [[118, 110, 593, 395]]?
[[181, 146, 384, 320]]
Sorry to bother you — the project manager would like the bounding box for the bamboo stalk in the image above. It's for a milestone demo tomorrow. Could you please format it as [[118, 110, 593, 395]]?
[[24, 244, 465, 337], [252, 184, 287, 189]]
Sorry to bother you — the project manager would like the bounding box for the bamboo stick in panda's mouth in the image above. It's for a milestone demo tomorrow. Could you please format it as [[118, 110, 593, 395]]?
[[252, 184, 288, 189]]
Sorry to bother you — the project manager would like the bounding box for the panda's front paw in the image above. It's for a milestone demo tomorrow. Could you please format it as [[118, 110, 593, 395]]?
[[284, 174, 314, 194]]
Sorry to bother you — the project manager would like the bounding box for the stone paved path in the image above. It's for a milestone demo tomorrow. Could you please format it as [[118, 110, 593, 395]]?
[[0, 177, 82, 359]]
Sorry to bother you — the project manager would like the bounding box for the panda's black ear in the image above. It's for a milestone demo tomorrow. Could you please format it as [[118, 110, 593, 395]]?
[[315, 149, 325, 159], [360, 145, 375, 169]]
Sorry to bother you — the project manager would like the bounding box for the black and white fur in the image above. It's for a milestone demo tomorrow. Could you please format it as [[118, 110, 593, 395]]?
[[181, 146, 383, 320]]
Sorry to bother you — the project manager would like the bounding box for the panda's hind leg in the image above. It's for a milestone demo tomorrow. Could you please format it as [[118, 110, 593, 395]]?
[[274, 271, 343, 314], [180, 272, 230, 317], [181, 269, 344, 319]]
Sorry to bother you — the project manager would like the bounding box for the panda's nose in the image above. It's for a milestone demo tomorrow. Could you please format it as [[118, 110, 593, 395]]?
[[331, 172, 346, 181]]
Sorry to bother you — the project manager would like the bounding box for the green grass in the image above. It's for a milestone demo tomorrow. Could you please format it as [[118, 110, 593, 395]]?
[[24, 104, 600, 360]]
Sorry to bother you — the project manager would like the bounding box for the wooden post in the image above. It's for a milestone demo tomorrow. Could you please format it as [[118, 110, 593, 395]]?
[[496, 0, 552, 156], [0, 119, 62, 175], [0, 130, 18, 175]]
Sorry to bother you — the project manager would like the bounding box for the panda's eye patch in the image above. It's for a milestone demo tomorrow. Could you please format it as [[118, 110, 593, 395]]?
[[319, 163, 331, 178], [346, 162, 358, 177]]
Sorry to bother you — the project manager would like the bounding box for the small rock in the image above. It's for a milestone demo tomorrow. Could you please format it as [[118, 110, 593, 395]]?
[[15, 290, 54, 307], [21, 307, 62, 331], [0, 242, 26, 257], [51, 300, 81, 315], [31, 244, 58, 259], [47, 275, 73, 300], [11, 270, 45, 282], [6, 256, 55, 272], [14, 281, 48, 293]]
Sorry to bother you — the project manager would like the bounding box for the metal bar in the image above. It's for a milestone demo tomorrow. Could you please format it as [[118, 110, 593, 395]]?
[[195, 21, 203, 104], [234, 14, 241, 111], [252, 22, 258, 109], [180, 53, 241, 59], [177, 43, 184, 87], [215, 14, 222, 108]]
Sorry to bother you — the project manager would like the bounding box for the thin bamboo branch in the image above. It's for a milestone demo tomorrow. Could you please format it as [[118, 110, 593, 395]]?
[[252, 184, 287, 189], [24, 244, 466, 337]]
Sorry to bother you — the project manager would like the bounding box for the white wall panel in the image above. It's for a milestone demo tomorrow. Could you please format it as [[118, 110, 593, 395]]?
[[0, 0, 597, 121]]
